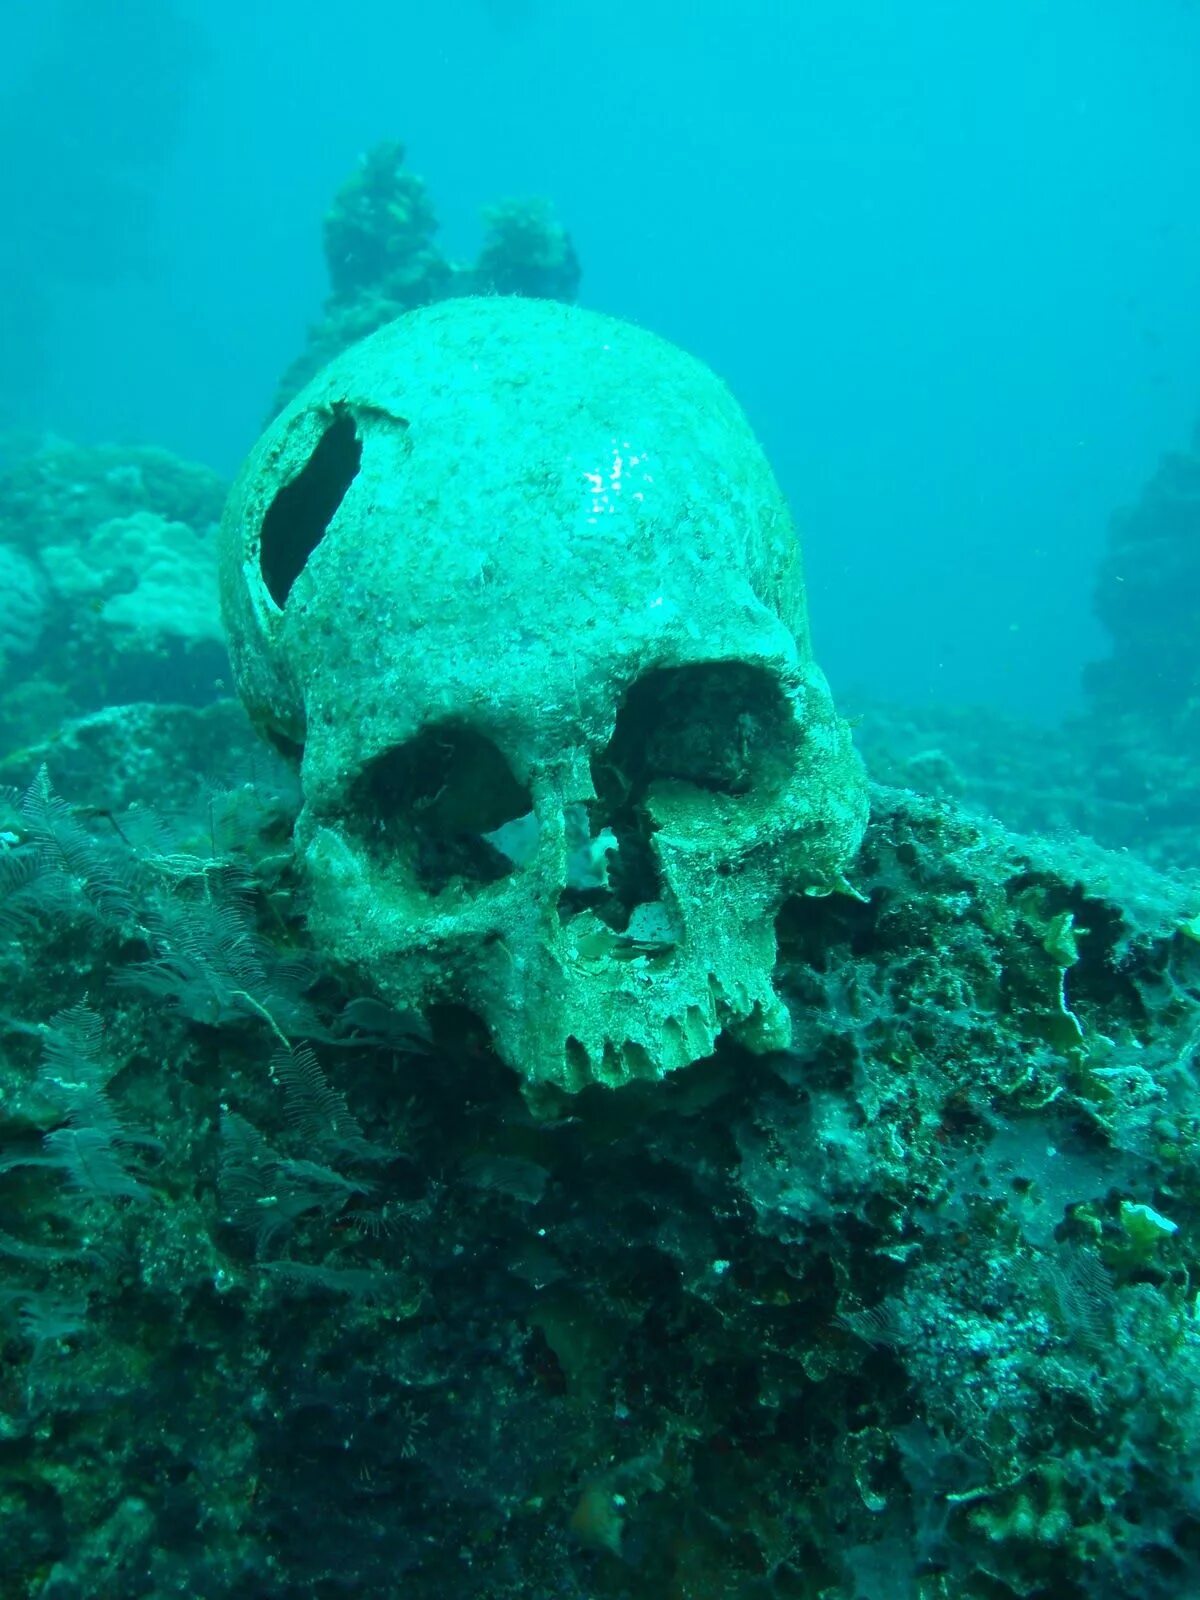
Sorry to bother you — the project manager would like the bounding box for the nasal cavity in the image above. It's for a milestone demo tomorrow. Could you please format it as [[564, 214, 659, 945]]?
[[260, 410, 362, 607]]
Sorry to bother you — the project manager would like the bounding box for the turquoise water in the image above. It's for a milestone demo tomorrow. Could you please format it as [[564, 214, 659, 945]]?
[[1, 6, 1199, 1597], [5, 0, 1200, 715]]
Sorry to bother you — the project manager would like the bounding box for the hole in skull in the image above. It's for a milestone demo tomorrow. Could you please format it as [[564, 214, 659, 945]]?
[[260, 409, 362, 607], [347, 725, 533, 896]]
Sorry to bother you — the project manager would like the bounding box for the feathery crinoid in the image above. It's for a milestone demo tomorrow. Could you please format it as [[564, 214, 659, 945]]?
[[19, 766, 139, 927], [37, 1003, 154, 1206]]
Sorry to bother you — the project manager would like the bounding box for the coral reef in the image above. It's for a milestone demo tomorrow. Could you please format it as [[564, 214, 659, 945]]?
[[475, 196, 581, 301], [851, 696, 1200, 876], [1, 697, 1199, 1598], [275, 141, 580, 410], [855, 417, 1200, 880], [324, 140, 450, 307], [0, 437, 228, 748], [0, 544, 48, 674], [0, 436, 226, 558], [44, 511, 223, 654]]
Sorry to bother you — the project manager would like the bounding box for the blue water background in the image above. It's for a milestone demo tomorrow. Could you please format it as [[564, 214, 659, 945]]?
[[5, 0, 1200, 720]]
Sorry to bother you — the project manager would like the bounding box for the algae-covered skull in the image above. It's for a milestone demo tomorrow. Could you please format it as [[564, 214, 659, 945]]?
[[219, 298, 867, 1095]]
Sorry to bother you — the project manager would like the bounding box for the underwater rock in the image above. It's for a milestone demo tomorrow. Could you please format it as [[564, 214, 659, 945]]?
[[0, 698, 280, 814], [853, 693, 1200, 875], [1, 721, 1198, 1598], [324, 139, 450, 307], [474, 196, 581, 302]]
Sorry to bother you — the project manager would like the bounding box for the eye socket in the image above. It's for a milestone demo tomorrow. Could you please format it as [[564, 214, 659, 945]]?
[[602, 661, 797, 798], [259, 410, 362, 607], [346, 725, 533, 897]]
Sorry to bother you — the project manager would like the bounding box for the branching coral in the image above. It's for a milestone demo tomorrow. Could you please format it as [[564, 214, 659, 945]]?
[[475, 197, 581, 301], [324, 140, 450, 306], [274, 141, 581, 410]]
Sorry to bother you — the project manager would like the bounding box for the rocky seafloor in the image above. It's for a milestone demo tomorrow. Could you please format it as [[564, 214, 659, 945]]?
[[0, 681, 1195, 1600]]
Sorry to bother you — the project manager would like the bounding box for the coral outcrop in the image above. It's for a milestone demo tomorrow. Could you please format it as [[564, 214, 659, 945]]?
[[1, 701, 1198, 1599], [0, 437, 228, 746], [853, 695, 1200, 875], [274, 141, 580, 410], [851, 416, 1200, 878]]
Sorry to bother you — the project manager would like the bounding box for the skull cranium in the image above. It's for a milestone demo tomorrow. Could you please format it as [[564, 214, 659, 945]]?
[[219, 298, 867, 1095]]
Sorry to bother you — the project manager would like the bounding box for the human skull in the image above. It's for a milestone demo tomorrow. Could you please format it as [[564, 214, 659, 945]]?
[[219, 298, 867, 1096]]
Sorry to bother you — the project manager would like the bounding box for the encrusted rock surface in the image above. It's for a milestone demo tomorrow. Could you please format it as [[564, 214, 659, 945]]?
[[2, 711, 1198, 1599]]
